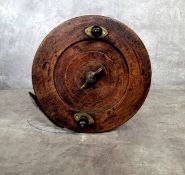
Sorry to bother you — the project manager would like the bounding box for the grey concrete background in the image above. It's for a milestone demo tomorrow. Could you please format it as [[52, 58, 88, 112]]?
[[0, 0, 185, 90], [0, 89, 185, 175]]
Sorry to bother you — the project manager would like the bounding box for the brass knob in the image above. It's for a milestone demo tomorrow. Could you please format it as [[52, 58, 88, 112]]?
[[85, 26, 108, 38], [74, 113, 94, 129], [91, 26, 102, 38], [77, 116, 88, 128], [81, 66, 104, 89]]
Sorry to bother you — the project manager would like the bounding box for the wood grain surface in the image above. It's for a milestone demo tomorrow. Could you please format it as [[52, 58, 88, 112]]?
[[32, 15, 151, 133]]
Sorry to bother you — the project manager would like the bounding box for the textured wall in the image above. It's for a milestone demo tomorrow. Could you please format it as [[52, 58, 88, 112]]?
[[0, 0, 184, 89]]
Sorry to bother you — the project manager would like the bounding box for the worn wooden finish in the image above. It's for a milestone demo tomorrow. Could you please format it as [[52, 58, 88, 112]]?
[[32, 15, 151, 133]]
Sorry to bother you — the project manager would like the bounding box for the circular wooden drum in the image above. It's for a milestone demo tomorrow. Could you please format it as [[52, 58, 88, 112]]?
[[32, 15, 151, 133]]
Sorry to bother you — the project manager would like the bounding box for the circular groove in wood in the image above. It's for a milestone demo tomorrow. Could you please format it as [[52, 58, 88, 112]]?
[[32, 15, 151, 133]]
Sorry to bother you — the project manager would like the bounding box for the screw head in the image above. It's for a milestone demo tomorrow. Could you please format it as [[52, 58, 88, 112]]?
[[91, 26, 102, 38], [86, 71, 96, 83]]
